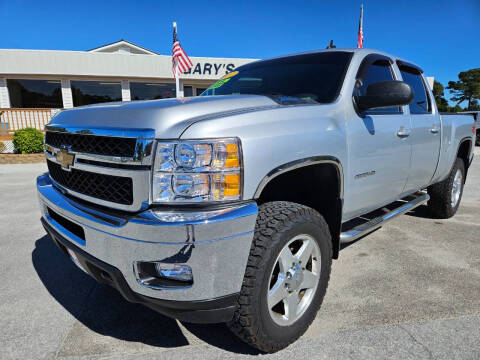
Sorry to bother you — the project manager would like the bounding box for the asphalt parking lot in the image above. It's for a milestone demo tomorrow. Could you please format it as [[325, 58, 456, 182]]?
[[1, 149, 479, 360]]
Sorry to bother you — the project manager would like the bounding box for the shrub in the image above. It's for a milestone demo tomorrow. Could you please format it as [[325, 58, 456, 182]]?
[[12, 128, 45, 154], [0, 141, 5, 153]]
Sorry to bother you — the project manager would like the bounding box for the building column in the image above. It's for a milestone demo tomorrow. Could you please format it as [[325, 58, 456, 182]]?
[[61, 79, 73, 108], [0, 78, 11, 108], [121, 80, 131, 101], [178, 81, 185, 97]]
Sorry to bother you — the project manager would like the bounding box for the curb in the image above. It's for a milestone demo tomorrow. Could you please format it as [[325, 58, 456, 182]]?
[[0, 154, 45, 164]]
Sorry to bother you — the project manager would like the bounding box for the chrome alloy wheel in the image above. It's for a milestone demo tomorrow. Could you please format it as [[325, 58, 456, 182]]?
[[267, 234, 321, 326], [451, 168, 463, 208]]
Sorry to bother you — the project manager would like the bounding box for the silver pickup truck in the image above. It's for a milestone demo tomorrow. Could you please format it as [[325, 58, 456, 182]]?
[[37, 48, 476, 352]]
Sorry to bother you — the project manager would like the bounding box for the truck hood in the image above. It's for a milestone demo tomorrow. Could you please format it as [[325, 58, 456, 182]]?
[[48, 95, 279, 139]]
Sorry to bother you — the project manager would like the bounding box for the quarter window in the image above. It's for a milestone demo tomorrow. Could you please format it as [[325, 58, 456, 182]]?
[[355, 61, 400, 114], [399, 67, 431, 114]]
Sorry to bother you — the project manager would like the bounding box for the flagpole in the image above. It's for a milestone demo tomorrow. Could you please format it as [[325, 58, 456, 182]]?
[[357, 4, 364, 48], [172, 21, 192, 97], [173, 22, 180, 98]]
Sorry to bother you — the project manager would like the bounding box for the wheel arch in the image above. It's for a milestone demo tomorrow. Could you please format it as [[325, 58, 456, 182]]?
[[254, 156, 344, 259], [457, 137, 472, 180]]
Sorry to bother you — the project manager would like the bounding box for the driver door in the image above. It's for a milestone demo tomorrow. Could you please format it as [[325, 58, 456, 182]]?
[[344, 56, 412, 220]]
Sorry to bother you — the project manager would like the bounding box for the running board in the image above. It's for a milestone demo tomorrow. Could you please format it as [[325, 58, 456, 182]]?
[[340, 192, 430, 243]]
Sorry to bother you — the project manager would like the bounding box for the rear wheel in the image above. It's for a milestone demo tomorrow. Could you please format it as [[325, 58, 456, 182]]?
[[228, 201, 332, 353], [427, 158, 465, 219]]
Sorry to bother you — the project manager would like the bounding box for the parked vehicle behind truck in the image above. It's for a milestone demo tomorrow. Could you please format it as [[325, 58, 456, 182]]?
[[462, 111, 479, 145], [37, 48, 475, 352]]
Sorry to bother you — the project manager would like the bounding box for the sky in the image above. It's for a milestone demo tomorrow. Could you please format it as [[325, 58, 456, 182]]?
[[1, 0, 479, 104]]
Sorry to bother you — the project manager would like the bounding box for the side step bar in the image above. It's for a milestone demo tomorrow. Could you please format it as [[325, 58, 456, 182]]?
[[340, 192, 430, 243]]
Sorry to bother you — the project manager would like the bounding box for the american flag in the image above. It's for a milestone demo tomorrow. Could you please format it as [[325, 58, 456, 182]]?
[[172, 23, 193, 78], [357, 4, 364, 48]]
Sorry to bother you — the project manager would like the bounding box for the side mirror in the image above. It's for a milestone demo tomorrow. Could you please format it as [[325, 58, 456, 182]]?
[[355, 80, 413, 112]]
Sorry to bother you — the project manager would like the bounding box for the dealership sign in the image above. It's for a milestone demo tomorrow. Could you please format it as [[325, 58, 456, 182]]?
[[184, 62, 237, 76]]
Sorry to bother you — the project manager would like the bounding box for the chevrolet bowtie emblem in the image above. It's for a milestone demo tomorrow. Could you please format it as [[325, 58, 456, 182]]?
[[56, 148, 75, 170]]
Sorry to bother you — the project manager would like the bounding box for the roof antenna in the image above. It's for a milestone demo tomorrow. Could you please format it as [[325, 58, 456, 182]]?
[[326, 40, 336, 49]]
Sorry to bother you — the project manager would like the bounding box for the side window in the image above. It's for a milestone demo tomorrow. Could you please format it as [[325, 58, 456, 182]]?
[[355, 61, 401, 114], [399, 67, 431, 114]]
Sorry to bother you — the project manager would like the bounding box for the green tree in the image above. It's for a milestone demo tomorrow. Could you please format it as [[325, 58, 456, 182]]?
[[432, 80, 449, 112], [449, 104, 464, 113], [447, 68, 480, 110], [468, 99, 480, 111]]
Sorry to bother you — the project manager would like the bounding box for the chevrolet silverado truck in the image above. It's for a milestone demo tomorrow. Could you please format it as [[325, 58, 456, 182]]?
[[37, 48, 476, 352]]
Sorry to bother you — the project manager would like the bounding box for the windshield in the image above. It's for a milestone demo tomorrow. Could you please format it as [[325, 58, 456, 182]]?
[[201, 51, 353, 104]]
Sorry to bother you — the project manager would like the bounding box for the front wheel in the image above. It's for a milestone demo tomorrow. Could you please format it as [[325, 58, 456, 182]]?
[[427, 158, 465, 219], [228, 201, 332, 353]]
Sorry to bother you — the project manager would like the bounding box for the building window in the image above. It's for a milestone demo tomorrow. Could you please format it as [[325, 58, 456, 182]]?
[[130, 82, 176, 100], [71, 80, 121, 106], [7, 79, 63, 108], [183, 86, 193, 97]]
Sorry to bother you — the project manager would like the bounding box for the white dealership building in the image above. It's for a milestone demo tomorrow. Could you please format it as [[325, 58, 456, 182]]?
[[0, 39, 256, 111]]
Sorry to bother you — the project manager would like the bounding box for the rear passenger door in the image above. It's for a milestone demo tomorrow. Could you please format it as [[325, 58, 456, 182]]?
[[399, 63, 441, 191]]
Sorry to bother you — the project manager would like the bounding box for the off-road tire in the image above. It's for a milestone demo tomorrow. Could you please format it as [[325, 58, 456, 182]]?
[[227, 201, 332, 353], [476, 130, 480, 146], [427, 158, 465, 219]]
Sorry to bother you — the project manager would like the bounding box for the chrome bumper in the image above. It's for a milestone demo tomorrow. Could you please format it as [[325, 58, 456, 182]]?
[[37, 173, 257, 302]]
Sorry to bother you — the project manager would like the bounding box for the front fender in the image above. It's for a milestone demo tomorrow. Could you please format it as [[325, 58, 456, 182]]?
[[180, 104, 348, 200]]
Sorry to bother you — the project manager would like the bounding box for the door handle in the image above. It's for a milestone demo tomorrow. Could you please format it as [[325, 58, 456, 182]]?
[[430, 125, 440, 134], [397, 127, 411, 138]]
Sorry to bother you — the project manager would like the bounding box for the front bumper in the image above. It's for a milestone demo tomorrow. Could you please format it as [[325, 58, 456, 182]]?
[[37, 173, 258, 322]]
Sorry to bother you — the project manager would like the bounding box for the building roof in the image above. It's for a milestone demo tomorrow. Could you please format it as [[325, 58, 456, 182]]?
[[0, 48, 256, 81], [88, 39, 159, 55]]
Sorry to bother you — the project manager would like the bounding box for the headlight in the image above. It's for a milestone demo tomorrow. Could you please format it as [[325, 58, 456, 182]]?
[[152, 138, 242, 203]]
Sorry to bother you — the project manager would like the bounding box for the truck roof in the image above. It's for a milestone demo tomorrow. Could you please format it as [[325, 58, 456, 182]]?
[[244, 48, 423, 73]]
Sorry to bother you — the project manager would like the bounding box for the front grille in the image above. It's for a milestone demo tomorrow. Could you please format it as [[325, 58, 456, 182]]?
[[45, 131, 137, 157], [47, 160, 133, 205]]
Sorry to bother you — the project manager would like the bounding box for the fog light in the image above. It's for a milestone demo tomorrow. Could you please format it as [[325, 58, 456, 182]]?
[[154, 263, 192, 282], [134, 261, 193, 289]]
